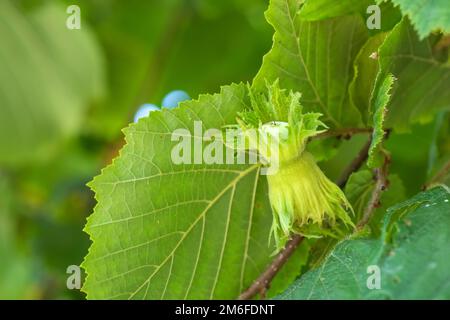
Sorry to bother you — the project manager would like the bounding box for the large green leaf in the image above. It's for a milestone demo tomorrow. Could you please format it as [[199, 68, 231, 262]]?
[[299, 0, 373, 21], [82, 83, 306, 299], [278, 186, 450, 299], [0, 1, 104, 166], [379, 0, 450, 39], [253, 0, 368, 127], [376, 19, 450, 130]]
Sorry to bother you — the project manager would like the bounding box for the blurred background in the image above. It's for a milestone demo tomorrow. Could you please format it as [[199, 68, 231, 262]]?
[[0, 0, 271, 299], [0, 0, 446, 300]]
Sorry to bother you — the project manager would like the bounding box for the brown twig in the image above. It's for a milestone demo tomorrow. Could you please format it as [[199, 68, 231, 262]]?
[[433, 34, 450, 53], [337, 137, 373, 189], [356, 154, 391, 229], [312, 128, 373, 141], [237, 235, 304, 300]]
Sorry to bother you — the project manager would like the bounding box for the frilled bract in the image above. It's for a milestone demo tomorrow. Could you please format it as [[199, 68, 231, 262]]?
[[236, 81, 354, 252]]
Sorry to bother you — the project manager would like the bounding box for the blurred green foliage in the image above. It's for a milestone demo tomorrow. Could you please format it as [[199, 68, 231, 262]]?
[[0, 0, 271, 299]]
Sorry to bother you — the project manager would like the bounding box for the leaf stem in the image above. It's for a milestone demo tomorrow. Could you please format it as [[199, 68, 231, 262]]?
[[356, 153, 391, 229], [312, 127, 373, 140], [237, 234, 303, 300]]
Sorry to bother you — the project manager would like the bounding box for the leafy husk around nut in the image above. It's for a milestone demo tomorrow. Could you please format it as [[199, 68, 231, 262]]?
[[233, 81, 354, 251]]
